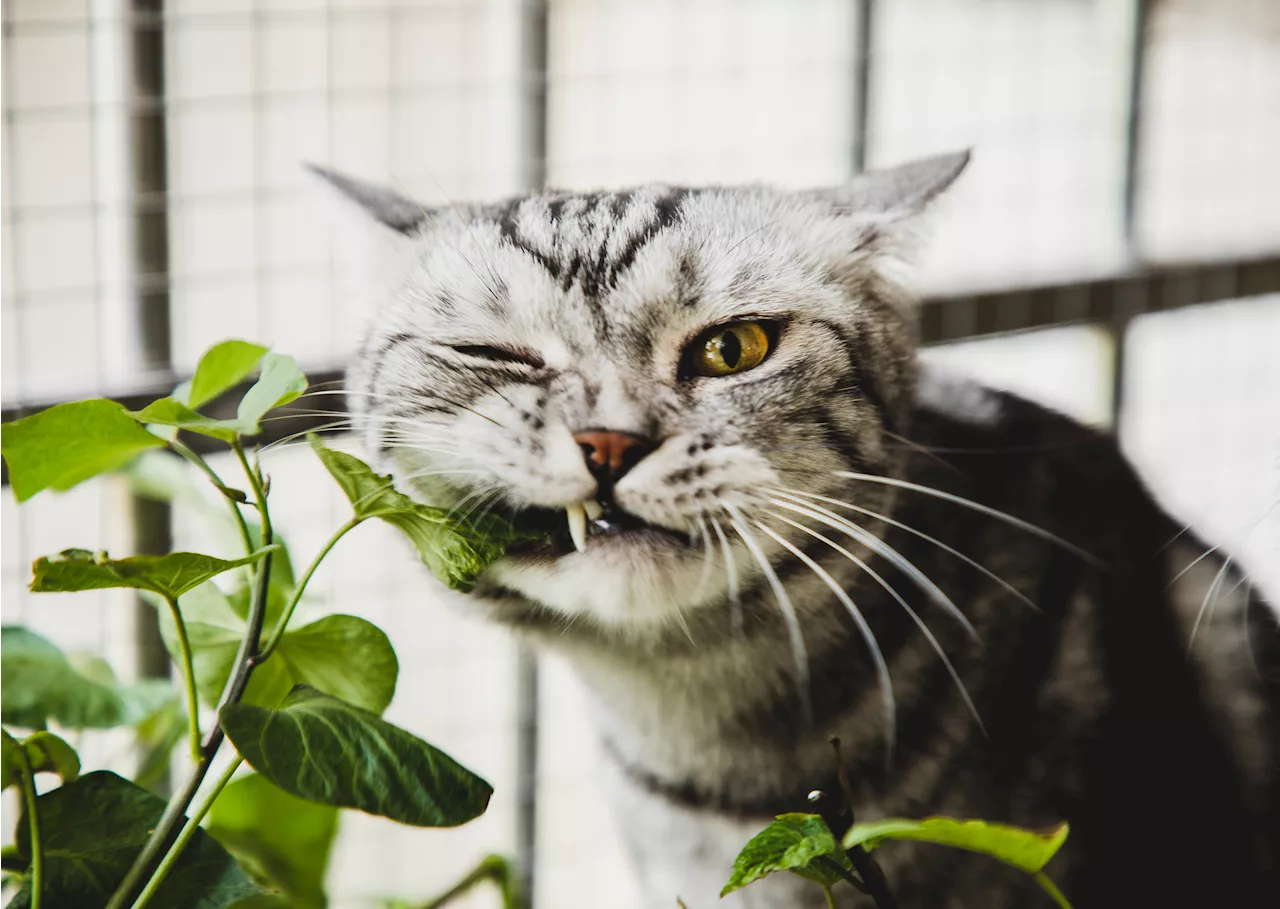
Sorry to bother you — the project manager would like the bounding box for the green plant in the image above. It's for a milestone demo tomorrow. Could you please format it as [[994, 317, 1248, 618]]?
[[720, 740, 1073, 908], [0, 340, 529, 909]]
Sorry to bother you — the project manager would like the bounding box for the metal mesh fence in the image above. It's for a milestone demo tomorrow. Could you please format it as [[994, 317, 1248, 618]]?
[[2, 2, 1278, 908]]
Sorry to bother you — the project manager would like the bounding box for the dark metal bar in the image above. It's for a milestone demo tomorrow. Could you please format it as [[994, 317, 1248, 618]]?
[[851, 0, 876, 174], [515, 1, 551, 905], [1121, 0, 1152, 246], [128, 0, 174, 785]]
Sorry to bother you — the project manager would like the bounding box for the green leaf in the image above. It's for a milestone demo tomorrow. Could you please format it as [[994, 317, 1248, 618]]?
[[2, 732, 20, 790], [186, 340, 269, 409], [155, 584, 397, 715], [721, 813, 851, 897], [221, 685, 491, 827], [842, 816, 1070, 874], [5, 770, 266, 909], [19, 731, 80, 783], [129, 397, 244, 442], [234, 352, 307, 432], [309, 436, 536, 592], [130, 353, 306, 442], [207, 772, 339, 909], [1, 627, 171, 730], [29, 546, 276, 600], [0, 399, 167, 502]]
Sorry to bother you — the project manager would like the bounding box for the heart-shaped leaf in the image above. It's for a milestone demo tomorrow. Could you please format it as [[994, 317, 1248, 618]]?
[[841, 816, 1069, 874], [207, 772, 339, 909], [29, 546, 276, 600], [1, 627, 171, 730], [5, 770, 266, 909], [1, 399, 167, 501], [220, 685, 491, 827], [721, 813, 854, 897], [185, 340, 269, 409], [155, 582, 398, 714], [309, 436, 536, 591]]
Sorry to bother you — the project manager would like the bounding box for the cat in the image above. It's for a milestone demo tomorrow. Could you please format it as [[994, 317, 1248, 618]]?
[[314, 153, 1280, 908]]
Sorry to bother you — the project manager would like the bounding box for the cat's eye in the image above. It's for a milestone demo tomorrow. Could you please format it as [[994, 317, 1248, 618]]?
[[686, 321, 773, 378], [452, 345, 544, 368]]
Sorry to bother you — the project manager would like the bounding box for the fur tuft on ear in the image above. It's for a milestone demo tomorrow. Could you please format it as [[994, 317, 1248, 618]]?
[[814, 149, 971, 216], [304, 163, 430, 235]]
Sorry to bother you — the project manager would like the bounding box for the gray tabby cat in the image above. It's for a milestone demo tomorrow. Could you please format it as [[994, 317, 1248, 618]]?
[[314, 153, 1279, 908]]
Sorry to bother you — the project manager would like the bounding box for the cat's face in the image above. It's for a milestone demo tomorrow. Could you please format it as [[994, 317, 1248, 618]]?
[[323, 154, 966, 629]]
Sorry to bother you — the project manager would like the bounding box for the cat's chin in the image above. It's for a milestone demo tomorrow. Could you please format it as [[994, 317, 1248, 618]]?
[[485, 532, 716, 627]]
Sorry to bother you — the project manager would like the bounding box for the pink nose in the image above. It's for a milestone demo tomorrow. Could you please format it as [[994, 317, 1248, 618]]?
[[572, 430, 654, 482]]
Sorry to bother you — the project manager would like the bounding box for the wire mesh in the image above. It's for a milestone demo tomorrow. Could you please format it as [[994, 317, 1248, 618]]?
[[2, 2, 1278, 908]]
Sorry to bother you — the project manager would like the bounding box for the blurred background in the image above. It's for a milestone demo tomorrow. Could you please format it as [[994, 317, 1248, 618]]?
[[1, 1, 1278, 907]]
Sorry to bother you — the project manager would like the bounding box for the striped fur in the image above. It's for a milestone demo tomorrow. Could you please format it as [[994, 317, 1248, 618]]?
[[320, 155, 1280, 908]]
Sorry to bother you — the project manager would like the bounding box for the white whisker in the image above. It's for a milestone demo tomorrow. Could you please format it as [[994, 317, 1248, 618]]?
[[777, 486, 1038, 613], [1189, 555, 1233, 650], [834, 470, 1101, 566], [722, 502, 811, 725], [769, 495, 978, 642], [765, 510, 985, 739], [754, 520, 897, 759]]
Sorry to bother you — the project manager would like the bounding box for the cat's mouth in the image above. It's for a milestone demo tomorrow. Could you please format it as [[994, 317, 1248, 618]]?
[[508, 501, 692, 556]]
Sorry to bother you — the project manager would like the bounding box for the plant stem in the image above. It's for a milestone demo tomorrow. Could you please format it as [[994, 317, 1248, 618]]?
[[822, 884, 838, 909], [127, 756, 244, 909], [4, 731, 42, 909], [827, 737, 898, 909], [257, 515, 363, 659], [414, 854, 522, 909], [105, 443, 275, 909], [170, 439, 255, 555], [1032, 872, 1074, 909], [160, 596, 203, 762]]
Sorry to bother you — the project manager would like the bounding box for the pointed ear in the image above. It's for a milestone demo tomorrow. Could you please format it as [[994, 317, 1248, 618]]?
[[304, 163, 429, 235], [813, 150, 970, 216]]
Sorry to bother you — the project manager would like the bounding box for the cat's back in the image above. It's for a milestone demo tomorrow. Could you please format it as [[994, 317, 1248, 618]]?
[[906, 366, 1280, 905]]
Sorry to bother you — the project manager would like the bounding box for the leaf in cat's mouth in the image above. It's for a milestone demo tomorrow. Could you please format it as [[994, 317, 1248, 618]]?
[[506, 502, 692, 556]]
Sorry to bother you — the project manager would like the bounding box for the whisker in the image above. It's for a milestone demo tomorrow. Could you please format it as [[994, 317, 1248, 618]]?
[[723, 502, 811, 725], [777, 487, 1038, 613], [1166, 544, 1220, 590], [833, 470, 1102, 566], [764, 510, 985, 740], [770, 495, 978, 641], [694, 514, 716, 602], [1188, 555, 1233, 650], [754, 520, 896, 760], [709, 515, 744, 636]]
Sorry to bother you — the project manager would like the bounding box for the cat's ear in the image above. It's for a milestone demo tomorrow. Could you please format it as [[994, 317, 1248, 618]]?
[[811, 150, 970, 217], [305, 164, 430, 293], [304, 163, 429, 235]]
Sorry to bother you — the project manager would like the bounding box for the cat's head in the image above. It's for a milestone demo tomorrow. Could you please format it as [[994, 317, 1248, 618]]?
[[317, 154, 967, 630]]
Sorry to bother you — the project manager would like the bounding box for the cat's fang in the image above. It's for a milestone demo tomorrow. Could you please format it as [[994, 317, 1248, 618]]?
[[583, 499, 604, 521], [567, 502, 589, 552]]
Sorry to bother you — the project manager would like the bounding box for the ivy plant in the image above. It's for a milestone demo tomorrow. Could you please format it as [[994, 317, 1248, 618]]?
[[0, 339, 524, 909]]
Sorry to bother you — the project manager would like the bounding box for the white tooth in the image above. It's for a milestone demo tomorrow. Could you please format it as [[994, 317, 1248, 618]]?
[[583, 499, 604, 521], [566, 502, 588, 553]]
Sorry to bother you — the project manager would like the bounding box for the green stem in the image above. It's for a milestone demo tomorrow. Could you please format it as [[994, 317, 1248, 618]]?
[[1032, 872, 1074, 909], [104, 444, 275, 909], [170, 440, 255, 556], [4, 731, 42, 909], [127, 756, 244, 909], [414, 854, 522, 909], [822, 884, 838, 909], [257, 516, 364, 660], [161, 596, 203, 762]]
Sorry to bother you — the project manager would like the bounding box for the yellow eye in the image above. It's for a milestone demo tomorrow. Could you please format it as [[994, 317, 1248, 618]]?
[[692, 321, 772, 377]]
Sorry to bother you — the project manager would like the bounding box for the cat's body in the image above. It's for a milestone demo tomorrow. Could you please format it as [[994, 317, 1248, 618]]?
[[317, 154, 1280, 907]]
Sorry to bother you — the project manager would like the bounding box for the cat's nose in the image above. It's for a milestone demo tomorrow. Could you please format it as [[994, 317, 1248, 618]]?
[[572, 430, 654, 484]]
